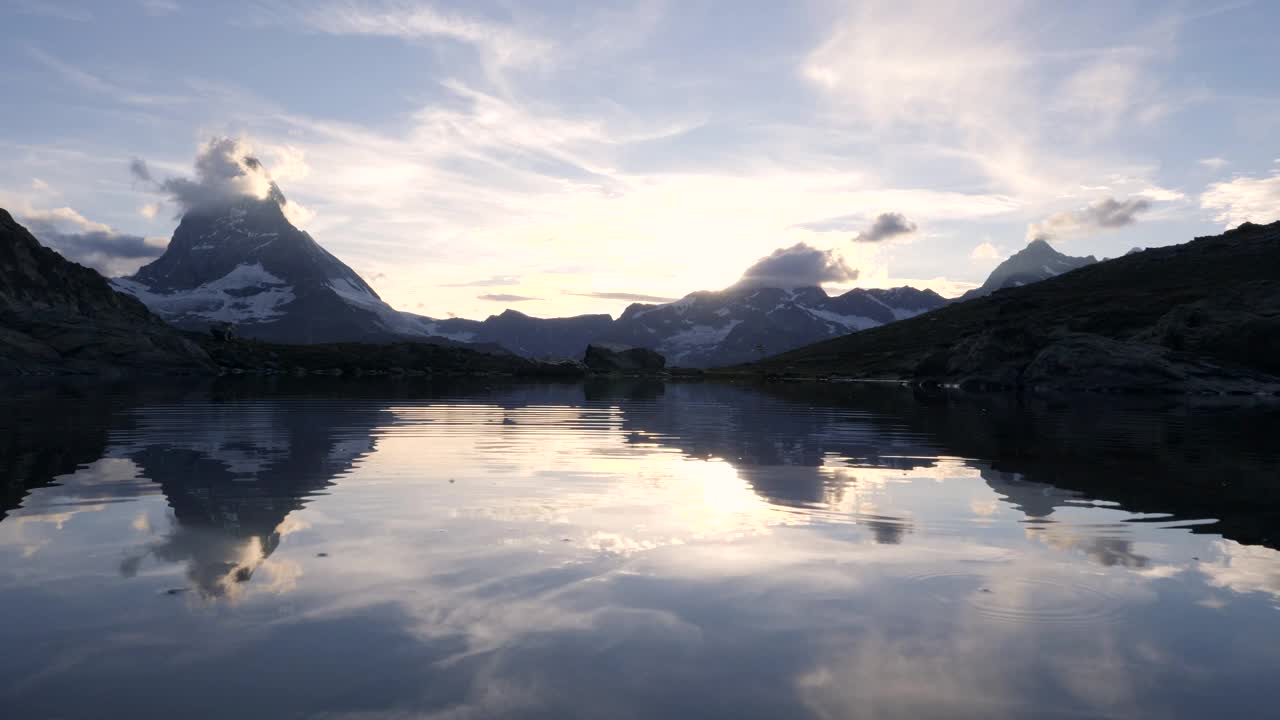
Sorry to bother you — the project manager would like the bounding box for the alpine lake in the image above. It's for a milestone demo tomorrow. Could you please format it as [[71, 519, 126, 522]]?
[[2, 379, 1278, 719]]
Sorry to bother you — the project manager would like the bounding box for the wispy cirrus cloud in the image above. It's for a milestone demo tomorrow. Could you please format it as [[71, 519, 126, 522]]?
[[265, 1, 552, 69], [478, 293, 539, 302], [441, 275, 521, 288], [25, 46, 188, 106], [139, 0, 178, 15], [564, 291, 679, 303]]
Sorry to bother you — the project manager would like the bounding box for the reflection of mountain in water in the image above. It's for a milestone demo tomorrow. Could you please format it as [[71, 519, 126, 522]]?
[[3, 378, 1279, 588], [0, 387, 386, 597], [117, 400, 385, 597], [605, 381, 1280, 550], [0, 386, 125, 523], [611, 383, 926, 541]]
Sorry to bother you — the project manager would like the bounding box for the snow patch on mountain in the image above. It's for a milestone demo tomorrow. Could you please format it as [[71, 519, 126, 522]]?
[[113, 262, 295, 325], [805, 307, 880, 331]]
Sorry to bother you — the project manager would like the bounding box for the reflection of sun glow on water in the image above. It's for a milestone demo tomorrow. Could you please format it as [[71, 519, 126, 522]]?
[[679, 457, 763, 516], [4, 389, 1280, 719]]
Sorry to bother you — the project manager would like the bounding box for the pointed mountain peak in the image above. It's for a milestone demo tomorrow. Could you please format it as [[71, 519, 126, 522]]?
[[959, 237, 1098, 301]]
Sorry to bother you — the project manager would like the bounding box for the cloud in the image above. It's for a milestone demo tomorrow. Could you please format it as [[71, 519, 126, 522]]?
[[129, 157, 153, 183], [970, 242, 1001, 261], [26, 46, 186, 106], [478, 293, 539, 302], [12, 0, 91, 22], [803, 1, 1026, 131], [20, 206, 164, 276], [794, 211, 919, 242], [132, 137, 313, 224], [139, 0, 178, 15], [1134, 186, 1185, 202], [793, 214, 866, 233], [854, 212, 918, 243], [442, 275, 521, 288], [564, 291, 680, 303], [1199, 157, 1229, 170], [273, 1, 551, 70], [1026, 197, 1151, 241], [735, 243, 858, 290], [1200, 171, 1280, 228]]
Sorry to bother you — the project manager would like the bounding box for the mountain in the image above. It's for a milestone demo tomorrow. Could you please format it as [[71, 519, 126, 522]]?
[[0, 208, 580, 377], [107, 196, 947, 365], [113, 197, 424, 344], [958, 238, 1096, 300], [596, 284, 947, 367], [753, 221, 1280, 393], [0, 208, 210, 374], [403, 286, 944, 367], [402, 309, 615, 360]]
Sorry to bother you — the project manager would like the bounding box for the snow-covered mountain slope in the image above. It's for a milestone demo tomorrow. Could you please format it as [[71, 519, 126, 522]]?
[[597, 284, 947, 367], [958, 239, 1097, 301], [113, 198, 424, 344]]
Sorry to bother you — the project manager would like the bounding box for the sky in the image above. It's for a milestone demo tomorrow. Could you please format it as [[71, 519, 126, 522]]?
[[2, 0, 1279, 320]]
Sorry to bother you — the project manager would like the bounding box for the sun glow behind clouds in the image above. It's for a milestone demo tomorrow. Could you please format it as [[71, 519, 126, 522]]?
[[3, 0, 1277, 317]]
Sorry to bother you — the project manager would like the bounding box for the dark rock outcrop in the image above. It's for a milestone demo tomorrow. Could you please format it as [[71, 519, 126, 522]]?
[[583, 344, 666, 372], [0, 208, 211, 375]]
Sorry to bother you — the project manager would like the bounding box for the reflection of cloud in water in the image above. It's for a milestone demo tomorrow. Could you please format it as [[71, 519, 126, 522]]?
[[1201, 540, 1280, 603], [3, 458, 153, 558], [1027, 524, 1151, 569]]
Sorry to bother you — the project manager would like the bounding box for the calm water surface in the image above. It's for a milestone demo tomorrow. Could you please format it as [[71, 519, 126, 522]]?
[[2, 380, 1279, 719]]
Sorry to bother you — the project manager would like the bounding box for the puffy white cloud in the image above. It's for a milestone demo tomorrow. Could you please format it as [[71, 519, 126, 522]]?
[[1200, 172, 1280, 227], [1135, 186, 1186, 202], [132, 137, 314, 225], [970, 242, 1001, 261], [1200, 540, 1280, 602], [1027, 197, 1152, 241], [854, 212, 918, 243], [735, 243, 857, 290]]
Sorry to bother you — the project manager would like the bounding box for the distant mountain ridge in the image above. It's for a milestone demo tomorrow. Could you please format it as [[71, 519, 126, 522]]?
[[108, 198, 948, 365], [403, 309, 616, 360], [959, 239, 1096, 301], [597, 283, 946, 367]]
